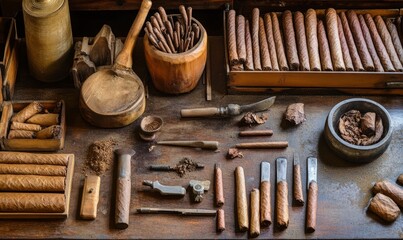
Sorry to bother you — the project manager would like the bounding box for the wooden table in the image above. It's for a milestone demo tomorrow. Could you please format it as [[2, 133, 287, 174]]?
[[1, 37, 402, 239]]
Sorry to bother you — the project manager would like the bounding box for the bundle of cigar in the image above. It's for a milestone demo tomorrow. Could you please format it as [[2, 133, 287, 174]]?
[[144, 5, 201, 53], [8, 101, 62, 140], [227, 8, 403, 72]]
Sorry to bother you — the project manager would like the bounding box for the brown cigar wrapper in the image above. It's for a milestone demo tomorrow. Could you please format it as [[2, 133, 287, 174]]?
[[0, 152, 69, 166], [227, 10, 239, 65], [0, 174, 65, 192], [8, 130, 35, 139], [326, 8, 345, 71], [250, 188, 260, 238], [337, 15, 354, 71], [318, 20, 333, 71], [11, 102, 43, 123], [385, 19, 403, 66], [0, 164, 66, 176], [293, 164, 304, 205], [10, 122, 41, 132], [305, 9, 321, 71], [235, 166, 249, 231], [260, 181, 272, 226], [0, 192, 65, 213], [236, 15, 246, 63], [217, 209, 226, 232], [373, 180, 403, 208], [276, 181, 289, 229], [294, 11, 310, 71], [245, 20, 254, 70], [306, 181, 318, 233], [35, 125, 61, 139], [259, 17, 272, 70], [252, 8, 262, 70], [340, 12, 364, 71], [27, 114, 59, 126], [369, 193, 400, 223], [271, 12, 289, 70], [264, 14, 279, 71], [215, 166, 225, 207], [283, 10, 299, 70]]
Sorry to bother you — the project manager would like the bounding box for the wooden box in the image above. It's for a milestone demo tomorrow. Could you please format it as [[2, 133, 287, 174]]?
[[0, 100, 66, 151], [224, 8, 403, 95]]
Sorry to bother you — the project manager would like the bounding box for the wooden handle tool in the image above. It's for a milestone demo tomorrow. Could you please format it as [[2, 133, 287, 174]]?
[[260, 162, 272, 227], [80, 175, 100, 220], [293, 153, 304, 206], [235, 166, 248, 231], [276, 157, 289, 230], [306, 157, 318, 233]]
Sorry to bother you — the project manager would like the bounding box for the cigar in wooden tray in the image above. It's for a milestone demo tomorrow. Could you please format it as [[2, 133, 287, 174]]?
[[252, 8, 262, 70], [259, 17, 272, 70], [294, 11, 310, 71], [385, 18, 403, 66], [0, 174, 65, 192], [0, 152, 69, 166], [271, 12, 289, 71], [8, 130, 35, 139], [26, 113, 59, 126], [0, 163, 66, 176], [282, 10, 299, 70], [337, 15, 354, 71], [325, 8, 345, 71], [227, 9, 239, 65], [264, 13, 279, 71], [36, 125, 61, 139], [317, 20, 333, 71], [236, 15, 246, 63], [305, 9, 321, 71], [11, 102, 43, 123], [244, 19, 254, 70], [0, 192, 65, 213]]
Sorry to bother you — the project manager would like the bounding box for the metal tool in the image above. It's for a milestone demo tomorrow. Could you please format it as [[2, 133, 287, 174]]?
[[293, 153, 304, 206], [142, 180, 186, 196], [189, 180, 210, 202], [276, 157, 289, 230], [137, 207, 216, 216], [260, 162, 271, 227], [149, 163, 204, 171], [114, 148, 135, 229], [180, 96, 276, 117], [157, 140, 219, 150], [306, 157, 318, 233]]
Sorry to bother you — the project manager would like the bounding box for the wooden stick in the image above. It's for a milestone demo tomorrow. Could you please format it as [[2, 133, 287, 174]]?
[[227, 10, 239, 65], [294, 11, 310, 71], [239, 130, 273, 136], [283, 10, 299, 70], [305, 9, 321, 71], [317, 20, 333, 71], [259, 17, 272, 70], [236, 15, 246, 63], [215, 164, 225, 207], [325, 8, 345, 71], [235, 166, 249, 231], [271, 12, 288, 70], [385, 18, 403, 66], [337, 15, 354, 71], [264, 13, 279, 71], [179, 5, 188, 31], [11, 102, 43, 123], [340, 12, 364, 71], [252, 8, 262, 70], [250, 188, 260, 238], [245, 20, 254, 70], [235, 141, 288, 149]]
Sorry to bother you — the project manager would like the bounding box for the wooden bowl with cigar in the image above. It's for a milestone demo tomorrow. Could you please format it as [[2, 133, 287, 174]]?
[[144, 6, 208, 94]]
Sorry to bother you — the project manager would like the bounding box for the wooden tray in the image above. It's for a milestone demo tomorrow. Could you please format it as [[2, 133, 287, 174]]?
[[224, 8, 403, 95], [0, 100, 66, 151], [0, 153, 74, 219]]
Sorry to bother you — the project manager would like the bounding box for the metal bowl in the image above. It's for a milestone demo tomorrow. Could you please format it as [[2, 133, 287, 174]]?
[[324, 98, 392, 163]]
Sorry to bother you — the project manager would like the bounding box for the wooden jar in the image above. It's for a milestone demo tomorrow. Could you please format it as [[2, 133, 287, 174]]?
[[23, 0, 73, 82], [144, 18, 208, 94]]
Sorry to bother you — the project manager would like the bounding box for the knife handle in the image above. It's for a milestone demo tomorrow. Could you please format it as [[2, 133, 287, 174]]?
[[260, 181, 272, 226], [306, 181, 318, 233], [276, 181, 289, 229], [180, 107, 220, 117], [293, 164, 304, 206]]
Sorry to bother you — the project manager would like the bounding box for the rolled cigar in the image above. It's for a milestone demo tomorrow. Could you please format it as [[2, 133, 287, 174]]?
[[368, 193, 400, 223], [293, 163, 304, 205], [374, 15, 403, 71], [235, 141, 288, 149], [235, 166, 248, 231], [0, 152, 69, 166], [26, 113, 59, 126], [283, 10, 299, 70], [252, 8, 262, 70], [217, 209, 226, 232], [10, 122, 41, 132], [346, 10, 375, 71], [153, 28, 172, 54], [173, 30, 179, 49], [11, 101, 43, 123], [264, 14, 279, 71], [305, 9, 321, 71], [358, 14, 384, 72], [36, 125, 61, 139], [215, 164, 225, 207], [164, 20, 174, 39], [306, 181, 318, 232], [145, 21, 154, 36], [187, 7, 192, 30], [189, 31, 195, 49], [175, 21, 181, 38], [158, 6, 168, 22], [325, 8, 345, 71], [340, 12, 364, 71], [180, 22, 184, 38], [294, 11, 310, 71], [239, 129, 273, 136], [8, 130, 35, 139], [154, 13, 165, 31], [317, 20, 334, 71], [0, 163, 66, 176], [192, 23, 200, 40], [150, 16, 161, 32], [163, 32, 176, 53], [260, 178, 271, 226], [158, 41, 167, 53], [250, 188, 260, 238], [373, 180, 403, 208], [245, 20, 254, 70], [227, 10, 239, 65], [337, 15, 354, 71], [276, 181, 289, 229], [180, 39, 184, 52], [0, 192, 65, 213], [397, 17, 403, 47], [147, 32, 160, 49], [184, 37, 191, 52], [236, 15, 246, 63], [385, 19, 403, 65], [259, 17, 272, 70], [179, 5, 188, 30], [364, 14, 395, 71], [271, 12, 288, 70], [169, 16, 175, 32], [0, 174, 65, 192]]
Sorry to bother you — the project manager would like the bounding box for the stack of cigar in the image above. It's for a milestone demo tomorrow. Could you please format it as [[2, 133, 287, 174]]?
[[227, 8, 403, 72], [144, 5, 201, 53]]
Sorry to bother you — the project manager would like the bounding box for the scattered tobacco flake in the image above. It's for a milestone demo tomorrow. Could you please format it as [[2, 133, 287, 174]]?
[[86, 139, 117, 175], [240, 112, 268, 127], [175, 157, 202, 177], [284, 103, 306, 125], [227, 148, 244, 159]]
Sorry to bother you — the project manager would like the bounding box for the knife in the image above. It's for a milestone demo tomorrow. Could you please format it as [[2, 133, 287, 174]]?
[[276, 157, 289, 230], [180, 96, 276, 117], [306, 157, 318, 233], [293, 153, 304, 206], [260, 162, 272, 227]]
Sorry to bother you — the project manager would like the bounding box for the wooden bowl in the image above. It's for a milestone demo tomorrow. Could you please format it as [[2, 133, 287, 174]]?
[[144, 17, 207, 94]]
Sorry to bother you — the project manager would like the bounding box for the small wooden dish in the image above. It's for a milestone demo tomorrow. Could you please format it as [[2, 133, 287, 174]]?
[[139, 115, 163, 141]]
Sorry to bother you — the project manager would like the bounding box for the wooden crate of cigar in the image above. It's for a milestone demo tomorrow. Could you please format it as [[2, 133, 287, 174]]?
[[0, 152, 74, 218], [0, 100, 65, 151], [224, 8, 403, 95]]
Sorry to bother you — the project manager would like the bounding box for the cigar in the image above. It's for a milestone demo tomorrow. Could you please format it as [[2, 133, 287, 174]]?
[[189, 31, 195, 49], [145, 30, 160, 49], [369, 193, 400, 223], [264, 14, 279, 71], [325, 8, 345, 71], [358, 14, 384, 72], [305, 9, 321, 71], [0, 174, 65, 192], [192, 23, 200, 41], [35, 125, 61, 139], [8, 130, 35, 139], [245, 20, 254, 70], [145, 21, 154, 36], [239, 130, 273, 136], [154, 27, 172, 54], [164, 32, 176, 53], [0, 192, 65, 213], [337, 15, 354, 71], [271, 12, 289, 70], [293, 154, 304, 206], [236, 15, 246, 63], [340, 12, 364, 71], [259, 17, 272, 70], [385, 19, 403, 66], [215, 164, 225, 207], [11, 101, 43, 123], [227, 10, 239, 65], [0, 163, 66, 176], [346, 10, 375, 71], [26, 113, 59, 126], [373, 180, 403, 208], [154, 13, 165, 32], [252, 8, 262, 70], [164, 20, 174, 39], [10, 122, 41, 132], [235, 141, 288, 149], [374, 15, 403, 71], [294, 11, 310, 71], [364, 14, 395, 72], [173, 30, 179, 49], [0, 152, 69, 166], [150, 16, 161, 33], [217, 209, 226, 232], [179, 5, 188, 30], [250, 188, 260, 238], [317, 20, 334, 71], [158, 6, 168, 22], [282, 10, 299, 70], [235, 166, 248, 231]]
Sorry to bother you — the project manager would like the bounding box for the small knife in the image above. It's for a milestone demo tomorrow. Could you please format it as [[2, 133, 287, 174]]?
[[306, 157, 318, 233], [293, 153, 304, 206], [260, 162, 272, 226], [180, 96, 276, 117], [276, 157, 289, 229]]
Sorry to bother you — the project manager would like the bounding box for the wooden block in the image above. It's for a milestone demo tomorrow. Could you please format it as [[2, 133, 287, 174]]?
[[80, 175, 101, 220]]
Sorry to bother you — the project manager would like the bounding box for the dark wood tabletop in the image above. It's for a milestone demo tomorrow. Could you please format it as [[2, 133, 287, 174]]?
[[0, 37, 402, 239]]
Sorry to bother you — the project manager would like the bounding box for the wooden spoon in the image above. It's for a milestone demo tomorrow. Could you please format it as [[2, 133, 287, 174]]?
[[79, 0, 152, 128]]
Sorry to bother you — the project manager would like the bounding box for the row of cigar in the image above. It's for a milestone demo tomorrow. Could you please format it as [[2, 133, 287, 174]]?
[[227, 8, 403, 72], [144, 6, 202, 53]]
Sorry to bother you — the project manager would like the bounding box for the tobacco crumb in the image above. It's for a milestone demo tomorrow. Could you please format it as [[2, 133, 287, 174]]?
[[284, 103, 306, 125], [144, 121, 161, 131], [175, 157, 201, 177], [240, 112, 268, 127], [86, 139, 117, 175], [368, 193, 400, 223], [227, 148, 244, 159], [397, 174, 403, 186]]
